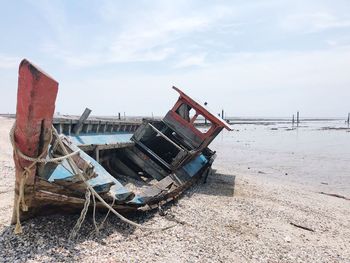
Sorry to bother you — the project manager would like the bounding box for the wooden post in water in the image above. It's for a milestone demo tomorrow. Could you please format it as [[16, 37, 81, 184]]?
[[12, 59, 58, 225], [297, 111, 300, 127], [347, 113, 350, 128], [204, 102, 208, 125], [118, 112, 121, 120], [292, 114, 295, 127], [221, 109, 224, 120]]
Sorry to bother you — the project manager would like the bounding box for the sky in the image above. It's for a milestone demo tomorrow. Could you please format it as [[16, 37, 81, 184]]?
[[0, 0, 350, 118]]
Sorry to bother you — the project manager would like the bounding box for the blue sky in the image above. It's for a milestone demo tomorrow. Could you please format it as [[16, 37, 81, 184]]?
[[0, 0, 350, 117]]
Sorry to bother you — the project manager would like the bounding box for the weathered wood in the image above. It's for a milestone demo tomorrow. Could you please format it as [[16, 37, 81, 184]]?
[[34, 190, 138, 212], [77, 142, 134, 152], [122, 148, 166, 180], [12, 59, 58, 224], [164, 112, 204, 148], [319, 192, 350, 201], [35, 190, 86, 205], [53, 179, 91, 193], [290, 222, 315, 232], [73, 107, 92, 134], [95, 146, 100, 163], [113, 158, 140, 179], [148, 123, 186, 152], [36, 177, 84, 197], [53, 136, 97, 180]]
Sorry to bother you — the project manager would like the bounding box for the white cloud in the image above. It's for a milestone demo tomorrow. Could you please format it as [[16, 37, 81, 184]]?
[[0, 54, 19, 69], [281, 12, 350, 33], [174, 53, 207, 68], [32, 1, 234, 68], [173, 47, 350, 117], [51, 46, 350, 118], [107, 16, 210, 64], [38, 15, 212, 67], [2, 1, 350, 117]]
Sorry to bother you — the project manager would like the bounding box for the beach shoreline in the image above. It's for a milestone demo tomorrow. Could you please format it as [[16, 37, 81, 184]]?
[[0, 116, 349, 262]]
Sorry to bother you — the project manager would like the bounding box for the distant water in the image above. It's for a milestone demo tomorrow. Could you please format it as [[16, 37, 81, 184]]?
[[211, 119, 350, 196]]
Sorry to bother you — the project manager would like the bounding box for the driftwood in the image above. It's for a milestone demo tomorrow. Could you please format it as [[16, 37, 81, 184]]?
[[319, 192, 350, 201], [290, 222, 315, 232]]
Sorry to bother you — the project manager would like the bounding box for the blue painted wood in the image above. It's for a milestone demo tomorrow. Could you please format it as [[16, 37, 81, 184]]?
[[182, 154, 208, 177], [47, 160, 74, 181], [47, 146, 134, 200], [129, 195, 145, 205], [44, 134, 208, 206], [68, 132, 133, 146]]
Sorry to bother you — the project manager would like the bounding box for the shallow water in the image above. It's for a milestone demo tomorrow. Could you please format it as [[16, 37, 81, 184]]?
[[211, 120, 350, 196]]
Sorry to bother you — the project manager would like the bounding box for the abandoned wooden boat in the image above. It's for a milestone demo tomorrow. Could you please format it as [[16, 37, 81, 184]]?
[[11, 59, 232, 234]]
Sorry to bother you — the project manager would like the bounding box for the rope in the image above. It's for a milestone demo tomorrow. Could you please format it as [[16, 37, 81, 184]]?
[[88, 196, 116, 238], [10, 123, 79, 164], [91, 193, 98, 234], [16, 149, 80, 164], [97, 196, 116, 231], [69, 189, 91, 241], [10, 122, 80, 234]]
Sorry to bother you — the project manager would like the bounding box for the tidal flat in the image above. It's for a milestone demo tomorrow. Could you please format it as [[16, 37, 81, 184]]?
[[0, 116, 349, 262]]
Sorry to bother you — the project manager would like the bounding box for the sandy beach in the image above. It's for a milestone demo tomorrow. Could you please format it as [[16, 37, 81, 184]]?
[[0, 116, 349, 262]]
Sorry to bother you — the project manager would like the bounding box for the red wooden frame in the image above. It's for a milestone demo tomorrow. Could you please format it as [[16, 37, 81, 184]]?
[[169, 86, 232, 140]]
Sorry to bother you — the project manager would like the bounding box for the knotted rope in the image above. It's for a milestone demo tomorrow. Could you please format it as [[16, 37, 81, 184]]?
[[9, 122, 79, 234]]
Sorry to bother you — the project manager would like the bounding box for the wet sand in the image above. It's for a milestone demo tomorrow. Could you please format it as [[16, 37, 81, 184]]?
[[213, 121, 350, 196], [0, 116, 349, 262]]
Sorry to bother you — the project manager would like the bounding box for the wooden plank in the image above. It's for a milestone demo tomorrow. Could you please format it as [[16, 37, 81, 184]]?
[[113, 158, 140, 179], [72, 107, 92, 134], [123, 147, 167, 180], [35, 190, 85, 205], [53, 136, 98, 180], [163, 112, 203, 149], [148, 123, 186, 152], [77, 142, 134, 152], [36, 177, 84, 197]]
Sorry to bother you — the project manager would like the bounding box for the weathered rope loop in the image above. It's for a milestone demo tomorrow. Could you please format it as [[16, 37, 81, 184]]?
[[10, 122, 80, 234], [9, 122, 80, 164]]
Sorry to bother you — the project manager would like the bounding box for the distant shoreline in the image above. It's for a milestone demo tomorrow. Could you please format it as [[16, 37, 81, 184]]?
[[0, 113, 344, 122]]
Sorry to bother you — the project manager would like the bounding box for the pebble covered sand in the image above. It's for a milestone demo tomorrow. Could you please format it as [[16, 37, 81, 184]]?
[[0, 117, 349, 262]]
